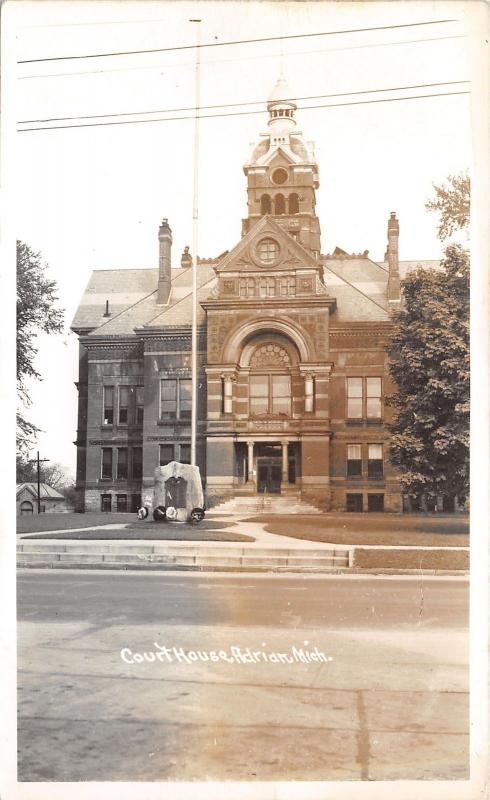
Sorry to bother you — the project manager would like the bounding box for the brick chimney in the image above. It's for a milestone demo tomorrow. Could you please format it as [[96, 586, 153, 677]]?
[[157, 218, 172, 304], [387, 211, 401, 303]]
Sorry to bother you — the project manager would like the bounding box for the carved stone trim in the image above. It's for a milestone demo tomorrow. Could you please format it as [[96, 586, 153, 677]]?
[[250, 343, 292, 368]]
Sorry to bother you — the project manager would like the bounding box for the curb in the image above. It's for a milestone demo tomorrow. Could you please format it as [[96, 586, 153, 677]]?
[[16, 561, 468, 576]]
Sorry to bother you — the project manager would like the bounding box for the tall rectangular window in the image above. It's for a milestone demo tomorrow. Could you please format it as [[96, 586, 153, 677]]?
[[160, 378, 192, 419], [239, 277, 255, 298], [135, 386, 144, 424], [116, 447, 128, 479], [347, 444, 362, 477], [250, 375, 291, 415], [347, 378, 363, 419], [179, 379, 192, 419], [279, 277, 296, 296], [101, 448, 113, 480], [132, 447, 142, 479], [103, 386, 114, 425], [116, 494, 128, 512], [118, 386, 129, 424], [346, 493, 363, 512], [346, 377, 383, 420], [159, 444, 174, 466], [179, 444, 191, 464], [250, 375, 269, 414], [366, 378, 382, 419], [160, 379, 177, 419], [272, 375, 291, 415], [101, 494, 112, 512], [368, 444, 384, 478]]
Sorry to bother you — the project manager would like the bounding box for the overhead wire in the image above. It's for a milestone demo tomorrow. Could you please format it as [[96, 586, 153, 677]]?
[[17, 18, 459, 64], [17, 34, 465, 81], [18, 80, 469, 124], [17, 89, 470, 133]]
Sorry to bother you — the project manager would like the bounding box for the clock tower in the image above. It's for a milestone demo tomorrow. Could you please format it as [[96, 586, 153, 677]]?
[[242, 76, 321, 257]]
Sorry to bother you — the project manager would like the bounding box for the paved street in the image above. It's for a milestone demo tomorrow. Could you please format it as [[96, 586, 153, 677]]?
[[17, 570, 469, 782]]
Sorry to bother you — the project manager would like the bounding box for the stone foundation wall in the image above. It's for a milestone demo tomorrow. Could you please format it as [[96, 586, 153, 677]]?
[[204, 488, 235, 509], [300, 486, 331, 512], [84, 489, 104, 512]]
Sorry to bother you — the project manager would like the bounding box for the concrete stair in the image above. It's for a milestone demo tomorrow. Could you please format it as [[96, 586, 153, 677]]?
[[17, 540, 351, 572], [210, 493, 324, 515]]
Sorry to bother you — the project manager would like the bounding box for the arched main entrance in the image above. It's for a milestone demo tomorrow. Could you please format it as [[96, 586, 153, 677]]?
[[231, 332, 302, 495]]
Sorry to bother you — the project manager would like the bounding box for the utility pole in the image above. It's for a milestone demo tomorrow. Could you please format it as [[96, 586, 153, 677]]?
[[36, 451, 50, 514], [190, 18, 201, 467]]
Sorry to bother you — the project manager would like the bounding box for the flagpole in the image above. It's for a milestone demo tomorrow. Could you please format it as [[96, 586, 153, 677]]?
[[190, 18, 201, 467]]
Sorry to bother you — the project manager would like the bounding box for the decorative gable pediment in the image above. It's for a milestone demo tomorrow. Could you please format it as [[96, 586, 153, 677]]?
[[256, 145, 298, 168], [215, 215, 319, 276]]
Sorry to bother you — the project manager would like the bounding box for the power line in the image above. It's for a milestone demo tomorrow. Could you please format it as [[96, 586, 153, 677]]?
[[17, 18, 458, 64], [17, 34, 465, 80], [18, 80, 469, 124], [17, 90, 469, 133]]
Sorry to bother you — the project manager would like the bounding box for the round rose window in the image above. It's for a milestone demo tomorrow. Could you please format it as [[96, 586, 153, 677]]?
[[271, 168, 288, 185], [257, 238, 279, 264]]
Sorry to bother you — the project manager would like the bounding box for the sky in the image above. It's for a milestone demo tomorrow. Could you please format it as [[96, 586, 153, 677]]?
[[7, 0, 474, 479]]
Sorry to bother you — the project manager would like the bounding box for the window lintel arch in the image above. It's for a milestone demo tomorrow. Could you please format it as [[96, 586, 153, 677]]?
[[222, 318, 313, 364]]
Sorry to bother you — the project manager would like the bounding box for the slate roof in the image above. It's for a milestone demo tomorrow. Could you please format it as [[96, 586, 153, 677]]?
[[71, 268, 159, 332], [71, 251, 441, 337], [376, 259, 442, 278], [322, 257, 390, 321], [16, 483, 65, 500], [71, 265, 217, 335]]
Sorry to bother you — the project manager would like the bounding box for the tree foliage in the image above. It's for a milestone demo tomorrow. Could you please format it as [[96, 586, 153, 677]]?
[[17, 241, 64, 455], [16, 456, 76, 507], [388, 176, 470, 506], [425, 173, 470, 241]]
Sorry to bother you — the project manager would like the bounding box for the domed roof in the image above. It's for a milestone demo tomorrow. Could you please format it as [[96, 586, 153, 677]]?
[[267, 76, 297, 109], [289, 135, 309, 160], [250, 138, 270, 162]]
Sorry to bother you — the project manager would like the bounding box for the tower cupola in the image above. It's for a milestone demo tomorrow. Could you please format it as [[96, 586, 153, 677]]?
[[267, 76, 297, 138], [242, 75, 322, 256]]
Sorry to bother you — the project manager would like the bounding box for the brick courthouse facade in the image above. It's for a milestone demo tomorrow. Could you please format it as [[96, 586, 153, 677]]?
[[72, 78, 433, 513]]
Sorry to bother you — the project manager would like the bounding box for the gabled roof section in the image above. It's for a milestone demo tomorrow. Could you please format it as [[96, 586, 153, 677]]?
[[71, 265, 218, 337], [216, 215, 319, 273], [255, 145, 298, 168], [143, 273, 217, 327], [88, 264, 217, 334], [322, 256, 391, 321], [70, 268, 159, 333], [16, 483, 65, 500]]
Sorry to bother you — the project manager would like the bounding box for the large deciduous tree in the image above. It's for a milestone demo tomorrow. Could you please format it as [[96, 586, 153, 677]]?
[[17, 241, 64, 457], [387, 175, 470, 509], [425, 173, 470, 242]]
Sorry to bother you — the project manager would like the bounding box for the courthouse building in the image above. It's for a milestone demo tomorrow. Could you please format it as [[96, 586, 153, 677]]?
[[71, 77, 435, 513]]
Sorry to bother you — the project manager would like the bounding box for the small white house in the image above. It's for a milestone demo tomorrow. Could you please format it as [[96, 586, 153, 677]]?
[[16, 483, 69, 516]]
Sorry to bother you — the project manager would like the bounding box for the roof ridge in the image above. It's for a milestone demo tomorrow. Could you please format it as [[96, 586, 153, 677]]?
[[325, 263, 389, 315], [91, 267, 158, 273]]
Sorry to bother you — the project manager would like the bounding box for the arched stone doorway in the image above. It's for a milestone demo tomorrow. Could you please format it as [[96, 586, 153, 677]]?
[[233, 331, 302, 495], [20, 500, 34, 515]]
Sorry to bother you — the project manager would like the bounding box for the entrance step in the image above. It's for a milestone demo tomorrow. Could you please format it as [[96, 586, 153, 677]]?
[[210, 494, 324, 515], [17, 541, 351, 571]]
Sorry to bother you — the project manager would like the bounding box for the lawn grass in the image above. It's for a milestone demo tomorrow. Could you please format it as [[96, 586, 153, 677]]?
[[18, 511, 254, 542], [22, 525, 254, 542], [353, 548, 469, 570], [17, 512, 140, 534], [247, 513, 469, 548]]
